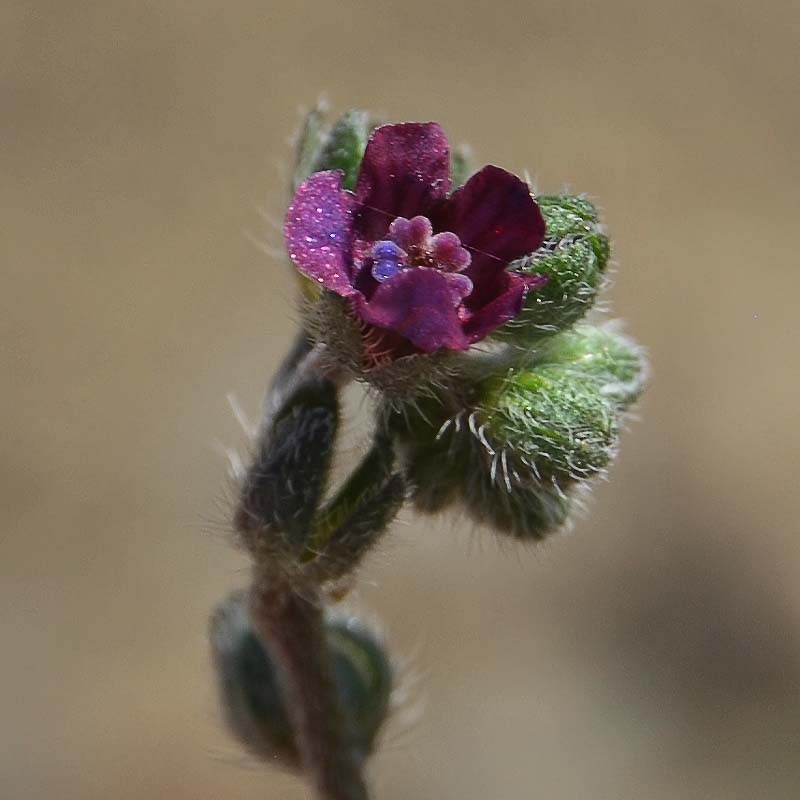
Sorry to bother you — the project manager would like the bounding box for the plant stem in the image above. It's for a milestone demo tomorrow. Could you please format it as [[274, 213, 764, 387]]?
[[262, 340, 349, 431], [249, 569, 369, 800]]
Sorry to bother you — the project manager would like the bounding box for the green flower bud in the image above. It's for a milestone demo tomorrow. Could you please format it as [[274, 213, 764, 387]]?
[[539, 195, 607, 245], [310, 110, 371, 191], [326, 618, 393, 755], [537, 323, 648, 410], [210, 591, 296, 764], [389, 389, 582, 541], [480, 364, 617, 483], [463, 474, 574, 542], [210, 592, 392, 768], [500, 195, 609, 341], [394, 426, 461, 514], [292, 104, 327, 192], [293, 107, 373, 192], [388, 321, 646, 540]]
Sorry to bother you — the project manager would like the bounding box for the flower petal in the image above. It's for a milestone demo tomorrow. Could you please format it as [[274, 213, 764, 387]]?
[[354, 123, 451, 241], [463, 271, 542, 343], [284, 171, 358, 296], [354, 268, 470, 353], [432, 165, 546, 304]]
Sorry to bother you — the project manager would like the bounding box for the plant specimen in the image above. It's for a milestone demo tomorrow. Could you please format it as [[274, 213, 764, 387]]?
[[209, 107, 646, 800]]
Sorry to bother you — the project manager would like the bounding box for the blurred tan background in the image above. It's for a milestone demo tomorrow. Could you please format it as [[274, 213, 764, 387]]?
[[2, 1, 799, 798]]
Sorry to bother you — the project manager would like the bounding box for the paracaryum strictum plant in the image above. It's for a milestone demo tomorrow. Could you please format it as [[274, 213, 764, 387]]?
[[208, 106, 647, 800]]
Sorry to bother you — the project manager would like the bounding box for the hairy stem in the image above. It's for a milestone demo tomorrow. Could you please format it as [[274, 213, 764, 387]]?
[[249, 570, 369, 800], [263, 339, 350, 430]]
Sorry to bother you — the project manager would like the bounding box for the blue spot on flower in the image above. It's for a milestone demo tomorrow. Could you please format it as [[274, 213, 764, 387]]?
[[372, 259, 401, 282], [370, 240, 407, 283]]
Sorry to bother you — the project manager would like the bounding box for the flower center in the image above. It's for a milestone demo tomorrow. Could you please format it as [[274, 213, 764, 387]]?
[[370, 215, 472, 283]]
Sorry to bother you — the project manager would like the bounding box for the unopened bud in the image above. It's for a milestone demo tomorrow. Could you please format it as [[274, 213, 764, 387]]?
[[390, 322, 646, 539], [209, 592, 392, 767], [463, 475, 573, 541], [293, 106, 373, 192], [537, 323, 647, 410], [500, 195, 609, 340], [292, 104, 327, 193], [480, 364, 617, 483]]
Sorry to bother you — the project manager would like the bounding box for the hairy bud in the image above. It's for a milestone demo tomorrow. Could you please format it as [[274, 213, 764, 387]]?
[[293, 106, 373, 192], [500, 195, 609, 341], [312, 110, 372, 191], [392, 424, 461, 515], [390, 322, 646, 539], [479, 364, 617, 482], [210, 592, 392, 768], [536, 323, 647, 410], [292, 105, 327, 193], [464, 475, 574, 542]]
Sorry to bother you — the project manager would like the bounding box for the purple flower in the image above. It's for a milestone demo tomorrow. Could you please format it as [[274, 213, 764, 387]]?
[[285, 122, 547, 360]]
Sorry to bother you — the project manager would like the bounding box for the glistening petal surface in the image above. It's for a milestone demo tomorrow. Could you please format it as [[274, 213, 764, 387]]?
[[284, 171, 357, 296], [354, 123, 451, 241], [433, 165, 546, 304]]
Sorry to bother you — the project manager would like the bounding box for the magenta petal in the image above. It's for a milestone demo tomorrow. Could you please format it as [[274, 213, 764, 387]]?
[[284, 171, 358, 296], [354, 123, 451, 241], [354, 268, 470, 353], [463, 272, 533, 343], [441, 271, 473, 304], [430, 231, 471, 272], [433, 165, 546, 303]]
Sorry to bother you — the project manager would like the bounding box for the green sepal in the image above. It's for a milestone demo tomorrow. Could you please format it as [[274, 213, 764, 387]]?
[[302, 433, 405, 580], [292, 104, 328, 192], [310, 110, 371, 191], [292, 107, 374, 192]]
